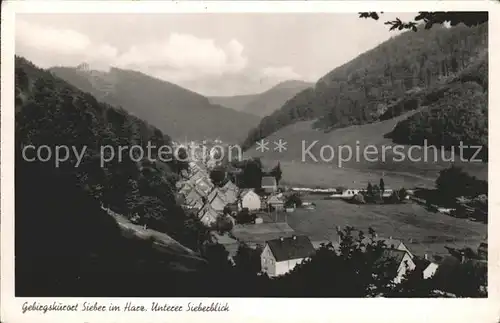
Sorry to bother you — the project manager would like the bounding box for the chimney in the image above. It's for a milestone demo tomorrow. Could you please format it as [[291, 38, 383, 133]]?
[[280, 237, 284, 242], [424, 253, 428, 260], [292, 235, 297, 240]]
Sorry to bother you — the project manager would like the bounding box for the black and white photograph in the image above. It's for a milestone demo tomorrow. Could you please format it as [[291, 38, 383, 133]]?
[[1, 2, 496, 318]]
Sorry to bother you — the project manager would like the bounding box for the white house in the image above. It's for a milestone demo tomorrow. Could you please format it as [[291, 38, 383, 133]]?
[[423, 262, 439, 279], [239, 189, 261, 211], [261, 235, 316, 277], [330, 189, 363, 199]]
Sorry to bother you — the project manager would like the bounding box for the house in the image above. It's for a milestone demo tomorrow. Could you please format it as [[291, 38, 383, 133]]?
[[239, 189, 261, 211], [194, 177, 214, 196], [342, 189, 362, 198], [329, 188, 363, 199], [178, 182, 194, 196], [267, 195, 285, 211], [207, 188, 228, 212], [377, 249, 416, 284], [183, 186, 205, 210], [188, 168, 209, 183], [221, 180, 239, 204], [382, 189, 394, 198], [422, 262, 439, 279], [197, 204, 219, 227], [261, 235, 316, 277], [261, 176, 278, 193], [413, 255, 440, 280]]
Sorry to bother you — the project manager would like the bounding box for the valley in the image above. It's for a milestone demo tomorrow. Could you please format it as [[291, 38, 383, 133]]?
[[13, 11, 489, 298]]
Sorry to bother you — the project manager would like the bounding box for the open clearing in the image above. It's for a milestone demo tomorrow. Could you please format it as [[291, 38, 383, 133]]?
[[245, 115, 487, 188], [272, 196, 487, 259], [232, 222, 295, 245]]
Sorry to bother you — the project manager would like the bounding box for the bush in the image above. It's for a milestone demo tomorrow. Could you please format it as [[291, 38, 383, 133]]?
[[352, 193, 366, 204], [214, 215, 234, 234], [236, 208, 256, 225], [285, 193, 302, 208]]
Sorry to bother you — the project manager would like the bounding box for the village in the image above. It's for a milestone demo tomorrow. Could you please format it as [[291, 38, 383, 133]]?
[[168, 142, 487, 285]]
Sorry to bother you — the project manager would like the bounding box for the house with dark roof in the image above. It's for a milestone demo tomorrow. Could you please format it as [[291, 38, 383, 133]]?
[[261, 235, 315, 277], [261, 176, 278, 193]]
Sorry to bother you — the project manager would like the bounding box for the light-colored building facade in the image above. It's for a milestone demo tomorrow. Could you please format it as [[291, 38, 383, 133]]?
[[261, 235, 315, 277], [240, 189, 261, 211]]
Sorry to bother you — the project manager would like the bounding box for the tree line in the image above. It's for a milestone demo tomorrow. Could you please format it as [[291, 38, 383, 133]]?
[[242, 22, 488, 154], [15, 56, 205, 252]]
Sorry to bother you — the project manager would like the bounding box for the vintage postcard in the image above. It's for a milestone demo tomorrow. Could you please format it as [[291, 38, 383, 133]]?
[[1, 1, 499, 323]]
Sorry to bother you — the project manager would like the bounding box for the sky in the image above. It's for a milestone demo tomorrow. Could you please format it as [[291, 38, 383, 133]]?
[[15, 13, 415, 96]]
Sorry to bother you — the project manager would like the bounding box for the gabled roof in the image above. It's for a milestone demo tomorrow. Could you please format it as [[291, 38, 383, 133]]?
[[195, 177, 213, 195], [373, 237, 403, 249], [221, 182, 239, 204], [266, 235, 315, 262], [268, 195, 284, 204], [179, 182, 194, 195], [186, 198, 204, 210], [207, 188, 227, 210], [189, 169, 208, 183], [240, 189, 259, 199], [222, 180, 239, 192], [197, 204, 218, 221], [261, 176, 277, 187], [184, 186, 204, 204]]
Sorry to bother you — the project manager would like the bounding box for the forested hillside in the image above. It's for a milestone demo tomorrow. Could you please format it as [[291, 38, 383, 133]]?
[[15, 56, 206, 251], [49, 66, 260, 143], [242, 24, 488, 153], [210, 80, 313, 117]]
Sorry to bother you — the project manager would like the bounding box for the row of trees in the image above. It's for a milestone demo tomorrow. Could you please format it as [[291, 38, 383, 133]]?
[[204, 227, 487, 297], [388, 80, 487, 161], [229, 158, 283, 189], [15, 56, 205, 251]]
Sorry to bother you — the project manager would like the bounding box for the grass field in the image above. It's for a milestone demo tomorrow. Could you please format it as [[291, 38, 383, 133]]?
[[232, 222, 295, 245], [111, 213, 207, 271], [275, 195, 487, 259], [244, 113, 488, 188]]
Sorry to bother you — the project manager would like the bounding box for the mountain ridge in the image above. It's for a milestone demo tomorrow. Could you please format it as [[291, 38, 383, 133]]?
[[49, 65, 260, 143], [242, 23, 488, 152], [209, 79, 313, 117]]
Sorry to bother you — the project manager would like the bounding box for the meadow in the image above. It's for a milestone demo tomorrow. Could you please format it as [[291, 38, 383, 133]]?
[[245, 114, 488, 188], [278, 196, 487, 259]]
